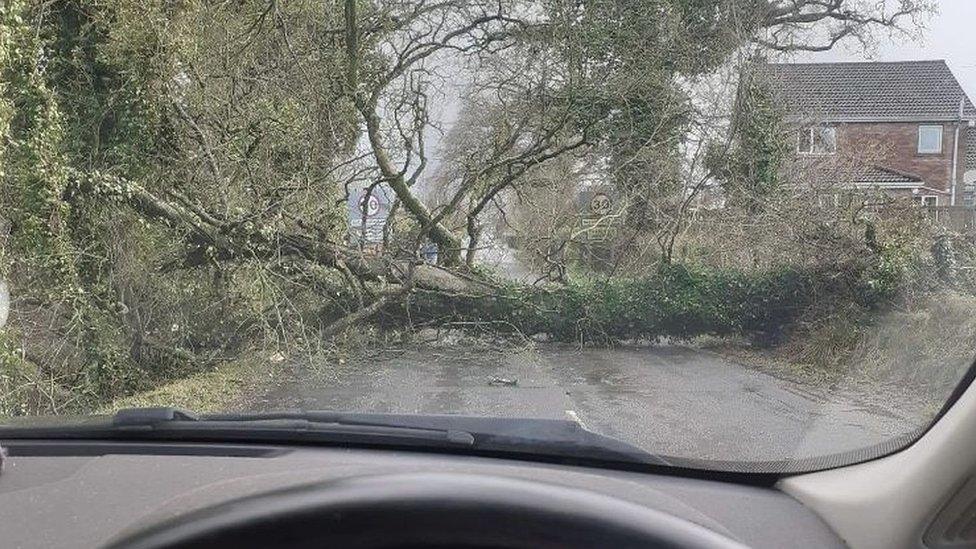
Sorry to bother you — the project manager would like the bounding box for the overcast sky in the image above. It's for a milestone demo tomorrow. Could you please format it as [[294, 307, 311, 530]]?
[[799, 0, 976, 100]]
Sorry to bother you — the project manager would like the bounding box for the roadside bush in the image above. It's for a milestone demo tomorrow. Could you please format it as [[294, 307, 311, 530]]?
[[851, 292, 976, 396], [755, 291, 976, 402]]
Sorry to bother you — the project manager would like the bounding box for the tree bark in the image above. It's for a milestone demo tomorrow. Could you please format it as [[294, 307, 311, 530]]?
[[68, 170, 488, 295]]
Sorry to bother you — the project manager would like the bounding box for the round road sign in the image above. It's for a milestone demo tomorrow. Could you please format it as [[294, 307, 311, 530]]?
[[589, 193, 612, 215], [360, 194, 381, 217]]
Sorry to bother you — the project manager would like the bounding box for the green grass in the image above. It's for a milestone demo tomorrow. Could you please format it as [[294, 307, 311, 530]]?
[[97, 352, 278, 414]]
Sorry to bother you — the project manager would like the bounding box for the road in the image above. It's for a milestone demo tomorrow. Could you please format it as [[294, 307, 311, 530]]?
[[257, 342, 931, 463]]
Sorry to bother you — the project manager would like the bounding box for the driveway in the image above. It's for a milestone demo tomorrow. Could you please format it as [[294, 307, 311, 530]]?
[[257, 342, 932, 463]]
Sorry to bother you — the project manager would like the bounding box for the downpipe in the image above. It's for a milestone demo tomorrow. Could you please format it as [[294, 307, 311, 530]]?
[[950, 98, 963, 206], [0, 279, 8, 329]]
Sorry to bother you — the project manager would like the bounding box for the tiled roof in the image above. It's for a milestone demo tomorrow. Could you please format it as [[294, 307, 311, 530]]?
[[800, 161, 924, 187], [755, 60, 976, 122], [852, 165, 922, 184]]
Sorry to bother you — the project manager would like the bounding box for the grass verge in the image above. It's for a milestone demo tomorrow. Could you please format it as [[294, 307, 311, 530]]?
[[97, 351, 280, 414], [705, 291, 976, 405]]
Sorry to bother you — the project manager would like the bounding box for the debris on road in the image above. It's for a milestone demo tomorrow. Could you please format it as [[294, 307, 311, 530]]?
[[488, 376, 518, 387]]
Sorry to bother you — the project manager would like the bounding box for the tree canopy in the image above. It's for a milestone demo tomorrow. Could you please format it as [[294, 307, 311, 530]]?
[[0, 0, 936, 412]]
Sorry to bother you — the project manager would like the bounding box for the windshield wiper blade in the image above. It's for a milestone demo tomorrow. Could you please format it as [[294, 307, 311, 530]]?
[[324, 412, 672, 466], [0, 408, 670, 466], [126, 408, 477, 445], [113, 406, 198, 426], [0, 407, 477, 447]]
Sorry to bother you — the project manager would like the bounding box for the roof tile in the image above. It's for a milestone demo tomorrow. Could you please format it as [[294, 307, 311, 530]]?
[[852, 165, 922, 184], [755, 60, 976, 122]]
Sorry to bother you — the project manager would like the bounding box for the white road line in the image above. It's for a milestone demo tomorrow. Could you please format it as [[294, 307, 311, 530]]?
[[565, 409, 588, 430]]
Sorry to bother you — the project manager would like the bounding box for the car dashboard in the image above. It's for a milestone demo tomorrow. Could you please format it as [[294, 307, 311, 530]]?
[[0, 440, 845, 548]]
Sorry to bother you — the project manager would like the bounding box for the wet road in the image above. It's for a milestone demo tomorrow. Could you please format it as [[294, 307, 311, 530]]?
[[258, 343, 930, 463]]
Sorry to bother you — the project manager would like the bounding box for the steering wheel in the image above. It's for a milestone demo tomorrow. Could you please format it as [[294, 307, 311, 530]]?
[[106, 473, 748, 549]]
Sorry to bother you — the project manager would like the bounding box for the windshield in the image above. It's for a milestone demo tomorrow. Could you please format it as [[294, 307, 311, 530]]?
[[1, 0, 975, 474]]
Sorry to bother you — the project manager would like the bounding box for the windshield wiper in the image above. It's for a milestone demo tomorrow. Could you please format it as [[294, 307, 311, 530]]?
[[0, 407, 476, 448], [0, 407, 670, 466]]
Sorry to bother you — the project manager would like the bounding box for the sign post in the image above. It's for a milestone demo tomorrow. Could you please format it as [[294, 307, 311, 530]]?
[[348, 184, 394, 248], [575, 186, 617, 243]]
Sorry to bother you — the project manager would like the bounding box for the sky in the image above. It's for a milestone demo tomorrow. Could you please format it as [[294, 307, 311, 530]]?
[[800, 0, 976, 101]]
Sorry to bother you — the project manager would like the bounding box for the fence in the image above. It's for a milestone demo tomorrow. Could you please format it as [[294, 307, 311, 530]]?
[[925, 206, 976, 233]]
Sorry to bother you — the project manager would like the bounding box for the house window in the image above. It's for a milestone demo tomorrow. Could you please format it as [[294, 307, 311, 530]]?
[[816, 193, 841, 208], [798, 126, 836, 155], [914, 195, 938, 207], [917, 125, 943, 154]]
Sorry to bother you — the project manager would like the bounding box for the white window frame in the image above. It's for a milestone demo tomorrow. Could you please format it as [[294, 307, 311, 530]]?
[[917, 125, 943, 154], [816, 193, 841, 208], [914, 194, 939, 207], [797, 126, 837, 155]]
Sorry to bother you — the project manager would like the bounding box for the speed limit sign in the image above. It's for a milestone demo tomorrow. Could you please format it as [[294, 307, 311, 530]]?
[[589, 193, 612, 215], [360, 194, 381, 217]]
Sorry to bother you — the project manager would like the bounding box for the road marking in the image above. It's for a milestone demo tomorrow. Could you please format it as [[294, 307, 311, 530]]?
[[565, 409, 588, 430]]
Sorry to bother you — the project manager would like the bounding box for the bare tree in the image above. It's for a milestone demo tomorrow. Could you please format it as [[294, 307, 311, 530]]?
[[758, 0, 934, 52]]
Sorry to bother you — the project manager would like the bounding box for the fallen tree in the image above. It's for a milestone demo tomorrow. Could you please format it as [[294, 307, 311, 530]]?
[[68, 169, 494, 296], [71, 169, 902, 346]]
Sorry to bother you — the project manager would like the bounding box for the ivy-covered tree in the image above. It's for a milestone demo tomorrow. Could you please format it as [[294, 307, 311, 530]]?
[[708, 63, 790, 212]]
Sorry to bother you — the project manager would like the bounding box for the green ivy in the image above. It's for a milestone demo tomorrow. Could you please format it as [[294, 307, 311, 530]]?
[[709, 65, 790, 212], [1, 0, 128, 402]]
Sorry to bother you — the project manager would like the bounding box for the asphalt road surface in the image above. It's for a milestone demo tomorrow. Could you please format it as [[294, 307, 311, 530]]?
[[258, 342, 932, 463]]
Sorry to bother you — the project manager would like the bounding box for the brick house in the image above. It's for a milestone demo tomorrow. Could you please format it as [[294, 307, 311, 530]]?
[[757, 60, 976, 207]]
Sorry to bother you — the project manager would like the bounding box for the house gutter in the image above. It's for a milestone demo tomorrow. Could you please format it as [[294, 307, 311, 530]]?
[[950, 98, 964, 206], [783, 115, 972, 124]]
